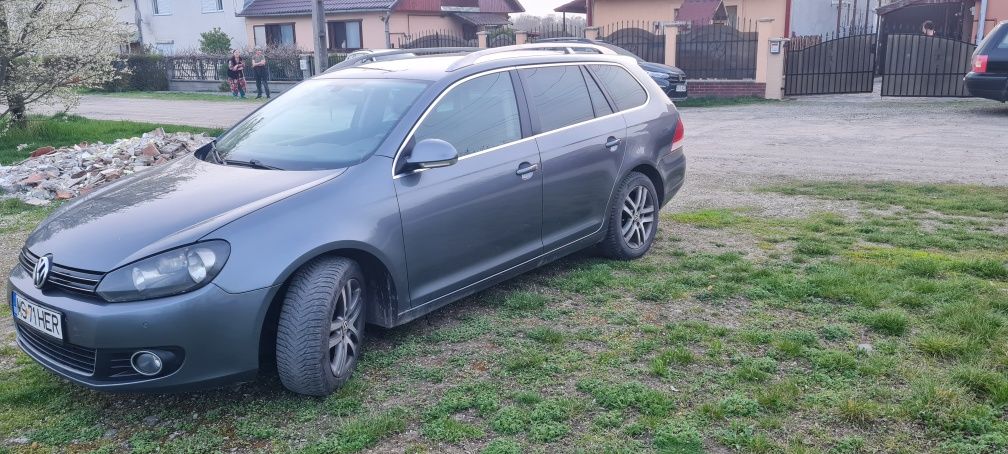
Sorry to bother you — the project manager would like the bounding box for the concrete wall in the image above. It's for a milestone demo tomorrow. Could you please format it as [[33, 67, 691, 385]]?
[[137, 0, 249, 53], [243, 12, 461, 51]]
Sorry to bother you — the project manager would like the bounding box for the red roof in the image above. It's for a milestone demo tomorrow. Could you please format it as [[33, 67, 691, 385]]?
[[394, 0, 523, 13], [676, 0, 726, 22], [554, 0, 587, 14]]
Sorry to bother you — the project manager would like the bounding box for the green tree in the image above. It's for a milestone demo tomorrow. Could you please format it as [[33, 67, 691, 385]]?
[[199, 27, 232, 55]]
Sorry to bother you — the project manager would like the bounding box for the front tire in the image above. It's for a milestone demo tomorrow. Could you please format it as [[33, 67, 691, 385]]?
[[600, 172, 659, 260], [276, 257, 365, 396]]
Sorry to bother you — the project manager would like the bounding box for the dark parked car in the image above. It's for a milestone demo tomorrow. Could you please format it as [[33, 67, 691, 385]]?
[[537, 37, 689, 100], [966, 21, 1008, 102], [9, 44, 686, 396]]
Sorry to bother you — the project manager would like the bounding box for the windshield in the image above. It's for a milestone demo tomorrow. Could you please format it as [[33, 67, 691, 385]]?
[[213, 78, 429, 170]]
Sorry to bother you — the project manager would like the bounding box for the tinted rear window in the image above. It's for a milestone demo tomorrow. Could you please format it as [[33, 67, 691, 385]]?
[[583, 66, 614, 117], [519, 66, 594, 133], [588, 65, 648, 111], [980, 23, 1008, 52]]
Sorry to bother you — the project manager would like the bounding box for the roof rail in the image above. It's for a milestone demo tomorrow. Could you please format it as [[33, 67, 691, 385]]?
[[445, 43, 619, 72], [324, 47, 479, 73]]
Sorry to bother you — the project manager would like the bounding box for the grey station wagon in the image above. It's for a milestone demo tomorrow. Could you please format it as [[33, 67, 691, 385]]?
[[9, 44, 686, 395]]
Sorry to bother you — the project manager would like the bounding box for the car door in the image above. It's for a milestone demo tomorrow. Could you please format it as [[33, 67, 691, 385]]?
[[518, 64, 627, 251], [394, 70, 542, 307]]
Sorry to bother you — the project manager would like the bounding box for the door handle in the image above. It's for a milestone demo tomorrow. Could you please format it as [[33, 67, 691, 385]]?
[[515, 162, 538, 178], [605, 137, 622, 151]]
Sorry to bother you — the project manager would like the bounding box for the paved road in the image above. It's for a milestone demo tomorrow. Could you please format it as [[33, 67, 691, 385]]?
[[35, 95, 259, 128], [44, 93, 1008, 187]]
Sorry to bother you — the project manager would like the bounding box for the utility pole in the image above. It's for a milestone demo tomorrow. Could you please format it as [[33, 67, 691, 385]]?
[[836, 0, 843, 36], [311, 0, 327, 74]]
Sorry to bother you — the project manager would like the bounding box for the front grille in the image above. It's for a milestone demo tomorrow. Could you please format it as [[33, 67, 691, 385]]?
[[16, 323, 97, 375], [20, 249, 104, 296]]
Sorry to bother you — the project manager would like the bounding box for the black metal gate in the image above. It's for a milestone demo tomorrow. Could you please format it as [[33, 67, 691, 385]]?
[[599, 21, 665, 64], [880, 34, 976, 97], [784, 33, 877, 96]]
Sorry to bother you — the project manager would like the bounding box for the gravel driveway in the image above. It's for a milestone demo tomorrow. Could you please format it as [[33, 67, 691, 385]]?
[[671, 97, 1008, 216]]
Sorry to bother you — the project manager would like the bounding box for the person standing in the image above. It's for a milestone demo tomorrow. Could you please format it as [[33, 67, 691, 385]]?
[[227, 49, 247, 99], [252, 49, 271, 99]]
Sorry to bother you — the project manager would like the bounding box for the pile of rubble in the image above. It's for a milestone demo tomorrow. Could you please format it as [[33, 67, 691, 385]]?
[[0, 129, 212, 205]]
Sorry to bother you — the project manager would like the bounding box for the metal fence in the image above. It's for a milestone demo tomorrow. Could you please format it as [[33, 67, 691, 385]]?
[[526, 23, 586, 42], [784, 32, 878, 96], [881, 34, 975, 97], [675, 19, 757, 79], [599, 21, 665, 64], [488, 29, 517, 48], [398, 29, 476, 49], [163, 55, 347, 82]]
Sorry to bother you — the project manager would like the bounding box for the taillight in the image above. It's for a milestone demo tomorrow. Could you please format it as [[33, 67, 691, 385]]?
[[672, 117, 685, 149], [973, 55, 989, 73]]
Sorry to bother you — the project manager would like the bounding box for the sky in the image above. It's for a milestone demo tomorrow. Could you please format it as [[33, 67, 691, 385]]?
[[518, 0, 579, 16]]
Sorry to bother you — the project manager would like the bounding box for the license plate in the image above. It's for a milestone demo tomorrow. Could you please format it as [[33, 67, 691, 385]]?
[[675, 84, 687, 92], [12, 292, 64, 340]]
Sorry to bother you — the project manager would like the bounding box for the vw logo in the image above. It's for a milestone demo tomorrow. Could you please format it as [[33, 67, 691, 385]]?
[[33, 254, 52, 289]]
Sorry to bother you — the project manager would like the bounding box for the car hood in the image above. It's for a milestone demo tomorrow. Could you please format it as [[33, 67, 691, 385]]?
[[639, 61, 686, 77], [26, 155, 342, 272]]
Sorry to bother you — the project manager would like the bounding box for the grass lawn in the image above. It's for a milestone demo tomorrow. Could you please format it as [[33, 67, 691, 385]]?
[[91, 91, 269, 104], [1, 182, 1007, 453], [0, 115, 223, 165]]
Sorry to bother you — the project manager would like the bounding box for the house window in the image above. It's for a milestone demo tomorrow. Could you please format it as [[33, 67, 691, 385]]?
[[327, 21, 363, 50], [726, 5, 738, 26], [152, 0, 171, 15], [201, 0, 224, 13], [154, 41, 175, 54], [254, 23, 296, 47]]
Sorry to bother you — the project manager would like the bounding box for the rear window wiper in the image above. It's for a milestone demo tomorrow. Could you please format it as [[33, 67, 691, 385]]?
[[224, 159, 283, 170]]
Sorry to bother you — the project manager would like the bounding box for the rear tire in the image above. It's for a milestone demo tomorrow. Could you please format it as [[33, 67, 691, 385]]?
[[599, 172, 659, 260], [276, 257, 365, 396]]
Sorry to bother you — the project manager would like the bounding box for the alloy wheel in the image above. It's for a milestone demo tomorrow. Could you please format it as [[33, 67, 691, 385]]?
[[329, 278, 362, 376], [620, 185, 655, 249]]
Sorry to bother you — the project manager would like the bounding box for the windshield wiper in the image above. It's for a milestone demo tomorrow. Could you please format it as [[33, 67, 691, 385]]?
[[224, 159, 283, 170]]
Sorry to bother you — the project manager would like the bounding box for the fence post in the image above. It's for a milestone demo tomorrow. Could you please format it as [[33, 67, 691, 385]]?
[[515, 30, 528, 45], [585, 27, 600, 40], [754, 18, 786, 99], [477, 31, 489, 49], [764, 38, 788, 99], [663, 24, 679, 67]]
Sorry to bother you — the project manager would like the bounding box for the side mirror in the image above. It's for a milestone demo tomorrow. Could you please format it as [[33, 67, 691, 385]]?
[[403, 139, 458, 171]]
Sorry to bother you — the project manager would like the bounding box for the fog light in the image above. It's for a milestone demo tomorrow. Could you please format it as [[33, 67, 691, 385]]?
[[130, 351, 163, 376]]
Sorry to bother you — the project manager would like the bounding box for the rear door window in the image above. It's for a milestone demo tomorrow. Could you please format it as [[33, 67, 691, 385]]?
[[588, 64, 648, 111], [413, 72, 522, 157], [582, 66, 614, 117], [518, 65, 595, 133]]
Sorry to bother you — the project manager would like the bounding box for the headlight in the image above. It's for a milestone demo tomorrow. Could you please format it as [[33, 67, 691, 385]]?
[[647, 71, 671, 80], [96, 240, 230, 302]]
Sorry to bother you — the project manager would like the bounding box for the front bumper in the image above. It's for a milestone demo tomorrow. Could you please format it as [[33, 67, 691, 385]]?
[[656, 79, 688, 100], [8, 264, 277, 392], [965, 72, 1008, 102]]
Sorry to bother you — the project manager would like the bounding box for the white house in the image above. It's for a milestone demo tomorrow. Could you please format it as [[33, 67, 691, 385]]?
[[789, 0, 886, 37], [112, 0, 252, 53]]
